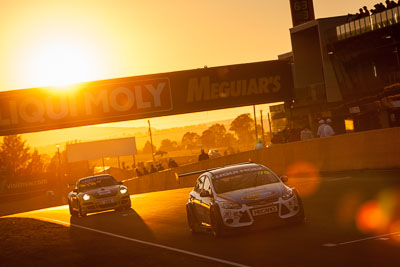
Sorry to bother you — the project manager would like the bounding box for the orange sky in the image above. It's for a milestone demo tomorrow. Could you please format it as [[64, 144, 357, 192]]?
[[0, 0, 381, 146], [0, 0, 380, 91]]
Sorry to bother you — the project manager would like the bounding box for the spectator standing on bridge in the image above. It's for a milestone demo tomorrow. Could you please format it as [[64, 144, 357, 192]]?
[[300, 124, 314, 141], [324, 118, 335, 137], [150, 164, 157, 173], [386, 0, 397, 8], [363, 6, 370, 16], [317, 119, 327, 138], [198, 148, 209, 161], [254, 139, 264, 150], [271, 131, 284, 144], [135, 168, 142, 177], [168, 157, 178, 168], [156, 163, 164, 171]]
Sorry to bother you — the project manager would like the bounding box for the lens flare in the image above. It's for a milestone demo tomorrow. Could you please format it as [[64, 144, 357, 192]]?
[[356, 200, 389, 234], [285, 161, 320, 197], [356, 187, 400, 236]]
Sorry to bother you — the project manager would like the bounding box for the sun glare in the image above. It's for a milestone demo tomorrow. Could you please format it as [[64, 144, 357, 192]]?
[[285, 161, 320, 197], [27, 40, 99, 88]]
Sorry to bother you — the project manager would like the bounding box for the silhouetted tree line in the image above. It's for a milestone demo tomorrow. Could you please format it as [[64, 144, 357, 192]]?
[[138, 113, 258, 155], [0, 113, 260, 188], [0, 135, 93, 193]]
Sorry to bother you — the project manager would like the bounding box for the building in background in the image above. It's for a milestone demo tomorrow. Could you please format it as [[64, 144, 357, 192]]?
[[330, 6, 400, 131], [282, 2, 400, 134]]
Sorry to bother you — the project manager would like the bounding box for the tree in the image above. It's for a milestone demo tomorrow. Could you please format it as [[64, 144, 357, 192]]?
[[26, 149, 46, 178], [200, 129, 216, 148], [159, 139, 178, 152], [0, 135, 31, 180], [230, 113, 255, 145], [223, 132, 237, 147], [200, 123, 236, 149], [142, 141, 156, 154], [47, 148, 93, 188], [207, 124, 227, 145], [181, 132, 200, 150]]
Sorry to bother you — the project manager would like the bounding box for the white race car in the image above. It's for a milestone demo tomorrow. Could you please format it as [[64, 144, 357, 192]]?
[[182, 162, 305, 237], [68, 174, 131, 217]]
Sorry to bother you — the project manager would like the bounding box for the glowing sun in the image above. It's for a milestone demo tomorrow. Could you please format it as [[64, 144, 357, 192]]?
[[27, 40, 99, 88]]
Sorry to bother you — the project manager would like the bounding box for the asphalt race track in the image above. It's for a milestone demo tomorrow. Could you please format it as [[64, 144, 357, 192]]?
[[5, 169, 400, 267]]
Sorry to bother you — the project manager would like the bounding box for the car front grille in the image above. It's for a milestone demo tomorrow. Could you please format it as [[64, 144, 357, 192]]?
[[95, 192, 117, 199], [99, 203, 117, 209], [251, 213, 282, 226], [239, 211, 251, 223]]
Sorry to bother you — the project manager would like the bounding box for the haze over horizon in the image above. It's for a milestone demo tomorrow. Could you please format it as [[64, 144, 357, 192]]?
[[22, 114, 237, 155]]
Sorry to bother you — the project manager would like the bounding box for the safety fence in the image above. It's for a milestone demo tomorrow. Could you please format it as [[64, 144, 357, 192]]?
[[124, 127, 400, 194]]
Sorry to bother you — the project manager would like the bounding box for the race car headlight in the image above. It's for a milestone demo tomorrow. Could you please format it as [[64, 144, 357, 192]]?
[[282, 188, 294, 200], [83, 194, 90, 201], [119, 186, 128, 195], [220, 201, 242, 209]]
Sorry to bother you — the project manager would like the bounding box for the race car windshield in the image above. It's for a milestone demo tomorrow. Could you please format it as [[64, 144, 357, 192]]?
[[78, 176, 118, 192], [213, 170, 280, 194]]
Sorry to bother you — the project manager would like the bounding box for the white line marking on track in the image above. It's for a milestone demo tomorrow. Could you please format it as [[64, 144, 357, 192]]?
[[322, 243, 337, 247], [326, 176, 352, 182], [36, 217, 250, 267], [323, 231, 400, 247]]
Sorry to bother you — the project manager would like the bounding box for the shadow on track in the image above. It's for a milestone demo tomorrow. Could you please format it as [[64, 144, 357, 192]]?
[[70, 208, 155, 242]]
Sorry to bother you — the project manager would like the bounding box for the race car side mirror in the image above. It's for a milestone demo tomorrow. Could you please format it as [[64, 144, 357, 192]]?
[[280, 176, 288, 183]]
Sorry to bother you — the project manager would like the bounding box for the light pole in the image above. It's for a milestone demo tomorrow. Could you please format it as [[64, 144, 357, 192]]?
[[260, 110, 265, 145], [56, 144, 62, 197], [253, 105, 258, 142], [148, 120, 156, 163], [56, 144, 61, 167]]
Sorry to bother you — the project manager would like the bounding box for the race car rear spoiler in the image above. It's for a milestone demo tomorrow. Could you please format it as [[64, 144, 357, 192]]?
[[174, 168, 216, 184], [174, 161, 253, 184]]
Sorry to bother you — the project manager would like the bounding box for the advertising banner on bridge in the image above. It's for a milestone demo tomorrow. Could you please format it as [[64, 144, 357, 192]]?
[[66, 137, 137, 163], [0, 60, 293, 135]]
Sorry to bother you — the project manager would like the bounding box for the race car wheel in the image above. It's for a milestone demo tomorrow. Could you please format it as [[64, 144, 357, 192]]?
[[295, 203, 306, 223], [295, 191, 306, 222], [210, 206, 225, 238], [125, 199, 132, 209], [116, 200, 132, 211], [78, 202, 86, 217], [289, 191, 305, 224], [68, 201, 78, 217], [186, 205, 200, 234]]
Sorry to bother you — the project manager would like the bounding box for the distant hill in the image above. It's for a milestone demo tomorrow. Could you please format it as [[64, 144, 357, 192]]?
[[22, 119, 234, 155]]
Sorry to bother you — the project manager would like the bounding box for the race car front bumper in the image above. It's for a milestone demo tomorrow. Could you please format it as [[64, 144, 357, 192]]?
[[218, 193, 302, 228], [81, 195, 131, 213]]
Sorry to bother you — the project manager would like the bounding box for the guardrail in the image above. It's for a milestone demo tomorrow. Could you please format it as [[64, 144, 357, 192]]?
[[336, 6, 400, 40], [124, 127, 400, 194]]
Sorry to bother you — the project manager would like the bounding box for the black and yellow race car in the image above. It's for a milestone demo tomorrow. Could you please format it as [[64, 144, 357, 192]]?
[[68, 174, 131, 217]]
